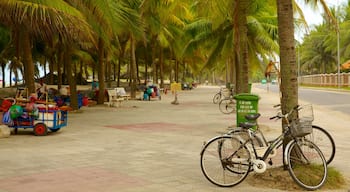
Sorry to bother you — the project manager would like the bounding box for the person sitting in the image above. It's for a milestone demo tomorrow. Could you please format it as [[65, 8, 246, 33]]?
[[35, 79, 47, 99], [91, 79, 99, 91]]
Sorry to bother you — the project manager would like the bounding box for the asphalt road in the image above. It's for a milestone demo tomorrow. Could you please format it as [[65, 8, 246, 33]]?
[[256, 84, 350, 115]]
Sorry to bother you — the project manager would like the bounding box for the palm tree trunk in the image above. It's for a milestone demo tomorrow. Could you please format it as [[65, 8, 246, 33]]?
[[106, 52, 111, 88], [130, 34, 137, 99], [1, 63, 5, 87], [118, 42, 127, 87], [49, 57, 55, 85], [97, 38, 106, 104], [151, 37, 157, 84], [234, 0, 249, 94], [159, 49, 164, 88], [277, 0, 298, 168], [57, 43, 64, 89], [64, 46, 78, 110], [277, 0, 298, 117], [21, 30, 35, 93]]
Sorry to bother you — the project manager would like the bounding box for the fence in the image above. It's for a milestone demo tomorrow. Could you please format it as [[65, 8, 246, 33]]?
[[299, 73, 350, 87]]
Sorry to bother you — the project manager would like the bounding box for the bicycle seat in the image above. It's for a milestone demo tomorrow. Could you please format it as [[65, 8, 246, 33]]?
[[239, 122, 257, 129], [245, 113, 261, 121]]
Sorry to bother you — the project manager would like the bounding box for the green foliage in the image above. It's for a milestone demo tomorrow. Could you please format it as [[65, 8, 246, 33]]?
[[0, 25, 10, 52]]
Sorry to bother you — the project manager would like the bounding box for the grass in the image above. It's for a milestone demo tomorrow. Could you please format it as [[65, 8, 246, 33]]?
[[247, 166, 348, 191]]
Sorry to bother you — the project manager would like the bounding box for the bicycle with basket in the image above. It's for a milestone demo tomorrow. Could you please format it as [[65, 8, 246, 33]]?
[[200, 104, 328, 190]]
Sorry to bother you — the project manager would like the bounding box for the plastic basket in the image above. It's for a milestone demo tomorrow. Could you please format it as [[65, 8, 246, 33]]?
[[290, 120, 312, 137], [298, 104, 314, 122]]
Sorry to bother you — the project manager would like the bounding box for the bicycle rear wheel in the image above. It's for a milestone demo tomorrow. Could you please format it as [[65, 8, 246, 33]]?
[[219, 99, 235, 114], [213, 93, 221, 104], [200, 135, 251, 187], [286, 139, 327, 190], [305, 125, 335, 165]]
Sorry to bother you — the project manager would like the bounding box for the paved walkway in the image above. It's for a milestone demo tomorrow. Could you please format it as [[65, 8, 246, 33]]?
[[0, 85, 348, 192]]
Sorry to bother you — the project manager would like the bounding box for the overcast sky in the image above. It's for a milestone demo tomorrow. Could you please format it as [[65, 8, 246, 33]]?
[[296, 0, 347, 41], [301, 0, 346, 25]]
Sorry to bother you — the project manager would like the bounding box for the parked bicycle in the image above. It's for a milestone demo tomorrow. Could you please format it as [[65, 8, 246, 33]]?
[[227, 104, 335, 165], [212, 87, 236, 114], [212, 87, 234, 104], [200, 105, 328, 190], [218, 98, 236, 114]]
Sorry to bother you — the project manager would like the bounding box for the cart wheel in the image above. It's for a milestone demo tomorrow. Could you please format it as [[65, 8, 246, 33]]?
[[49, 128, 60, 132], [34, 123, 48, 136]]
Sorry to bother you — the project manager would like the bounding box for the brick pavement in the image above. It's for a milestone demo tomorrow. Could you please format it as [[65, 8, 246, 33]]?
[[0, 84, 348, 192]]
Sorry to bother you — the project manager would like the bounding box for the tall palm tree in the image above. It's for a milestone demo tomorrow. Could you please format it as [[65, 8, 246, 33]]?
[[276, 0, 334, 167], [185, 0, 279, 91], [140, 0, 193, 88], [0, 25, 10, 87], [277, 0, 298, 115], [276, 0, 335, 114], [0, 0, 94, 93], [67, 0, 143, 103]]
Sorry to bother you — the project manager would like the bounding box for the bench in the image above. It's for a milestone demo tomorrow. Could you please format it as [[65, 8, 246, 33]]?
[[107, 89, 124, 107], [115, 87, 131, 101]]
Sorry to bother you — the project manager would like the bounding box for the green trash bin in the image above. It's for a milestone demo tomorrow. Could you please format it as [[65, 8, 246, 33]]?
[[234, 93, 260, 129]]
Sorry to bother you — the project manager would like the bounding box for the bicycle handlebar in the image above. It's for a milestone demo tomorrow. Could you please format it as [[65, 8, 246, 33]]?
[[270, 104, 301, 120]]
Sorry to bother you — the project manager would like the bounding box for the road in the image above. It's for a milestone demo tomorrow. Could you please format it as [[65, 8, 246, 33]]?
[[256, 84, 350, 115]]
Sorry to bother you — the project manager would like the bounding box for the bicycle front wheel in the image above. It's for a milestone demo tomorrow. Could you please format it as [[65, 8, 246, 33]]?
[[213, 93, 221, 104], [200, 135, 251, 187], [306, 125, 335, 165], [219, 99, 236, 114], [286, 139, 327, 190]]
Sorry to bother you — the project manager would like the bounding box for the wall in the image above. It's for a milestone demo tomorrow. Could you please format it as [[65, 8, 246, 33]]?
[[299, 73, 350, 87]]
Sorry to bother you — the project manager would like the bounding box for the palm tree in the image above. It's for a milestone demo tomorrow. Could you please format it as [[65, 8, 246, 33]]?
[[185, 0, 279, 91], [0, 0, 94, 94], [276, 0, 335, 168], [277, 0, 298, 115], [300, 25, 335, 74], [140, 0, 194, 88], [0, 25, 10, 87], [67, 0, 143, 103], [276, 0, 335, 114]]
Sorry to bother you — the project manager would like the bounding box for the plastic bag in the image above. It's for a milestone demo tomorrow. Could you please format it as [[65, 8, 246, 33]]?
[[2, 111, 13, 126]]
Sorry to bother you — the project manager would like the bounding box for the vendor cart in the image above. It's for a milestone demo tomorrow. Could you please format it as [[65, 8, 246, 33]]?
[[9, 109, 68, 136], [3, 88, 68, 136]]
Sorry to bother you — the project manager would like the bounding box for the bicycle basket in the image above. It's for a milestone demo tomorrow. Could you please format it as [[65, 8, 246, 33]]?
[[290, 120, 313, 137], [298, 104, 314, 122], [222, 88, 231, 98]]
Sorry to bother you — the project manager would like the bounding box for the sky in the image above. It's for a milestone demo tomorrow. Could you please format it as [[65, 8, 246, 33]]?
[[296, 0, 347, 41], [301, 0, 347, 25]]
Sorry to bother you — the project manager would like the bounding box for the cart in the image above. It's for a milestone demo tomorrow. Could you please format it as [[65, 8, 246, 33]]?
[[5, 88, 68, 136], [9, 109, 68, 136]]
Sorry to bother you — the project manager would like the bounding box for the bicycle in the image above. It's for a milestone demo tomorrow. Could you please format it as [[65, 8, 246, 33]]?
[[212, 87, 233, 104], [218, 97, 236, 114], [305, 125, 335, 165], [277, 104, 335, 165], [200, 105, 327, 190], [228, 104, 335, 165]]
